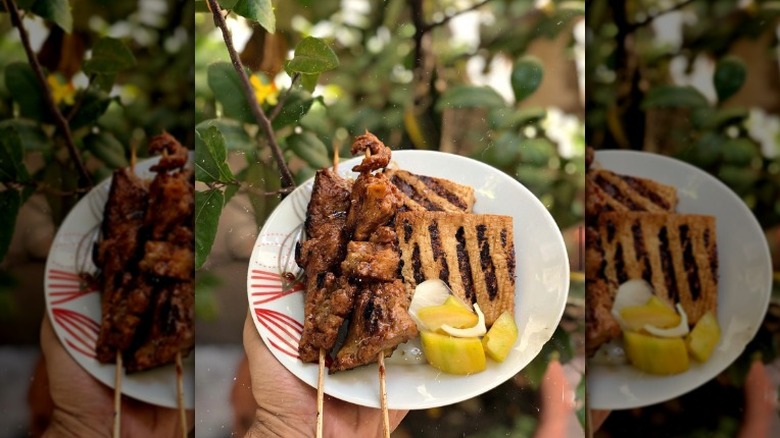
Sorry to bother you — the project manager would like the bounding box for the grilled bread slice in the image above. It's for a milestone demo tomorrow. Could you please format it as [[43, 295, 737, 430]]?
[[395, 211, 515, 325], [384, 169, 476, 213], [588, 169, 678, 214], [599, 212, 718, 324]]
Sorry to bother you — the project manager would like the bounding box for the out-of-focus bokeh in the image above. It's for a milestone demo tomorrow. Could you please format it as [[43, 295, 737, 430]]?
[[0, 0, 193, 436], [194, 0, 585, 436], [586, 0, 780, 436]]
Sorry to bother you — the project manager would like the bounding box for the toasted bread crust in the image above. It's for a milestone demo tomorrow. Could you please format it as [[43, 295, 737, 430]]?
[[396, 211, 515, 325], [599, 212, 718, 324], [384, 169, 476, 213]]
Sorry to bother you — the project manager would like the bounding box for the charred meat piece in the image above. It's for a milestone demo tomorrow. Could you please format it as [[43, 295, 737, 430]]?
[[350, 132, 391, 173], [139, 241, 194, 281], [125, 281, 194, 373], [340, 239, 399, 283], [96, 279, 155, 362], [149, 132, 189, 172], [345, 172, 403, 241], [144, 168, 194, 241], [296, 169, 352, 272], [298, 273, 357, 362], [331, 280, 418, 372], [94, 169, 149, 363]]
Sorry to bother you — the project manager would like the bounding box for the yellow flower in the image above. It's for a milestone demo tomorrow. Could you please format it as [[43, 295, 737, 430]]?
[[47, 74, 76, 106], [250, 74, 279, 106]]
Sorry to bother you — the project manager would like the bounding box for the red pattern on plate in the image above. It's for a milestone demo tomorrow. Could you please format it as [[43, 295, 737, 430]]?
[[47, 269, 96, 305], [51, 307, 99, 359], [250, 268, 305, 359]]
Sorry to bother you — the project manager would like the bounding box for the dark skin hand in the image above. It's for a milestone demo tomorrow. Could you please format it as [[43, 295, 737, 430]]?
[[241, 311, 408, 438], [39, 314, 193, 437]]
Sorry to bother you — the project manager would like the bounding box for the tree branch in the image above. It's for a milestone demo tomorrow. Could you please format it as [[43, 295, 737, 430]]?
[[268, 73, 300, 123], [3, 0, 92, 190], [207, 0, 296, 190], [627, 0, 696, 31], [421, 0, 493, 33]]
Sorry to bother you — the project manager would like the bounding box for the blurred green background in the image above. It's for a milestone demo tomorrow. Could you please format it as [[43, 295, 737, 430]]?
[[194, 0, 586, 436], [586, 0, 780, 436]]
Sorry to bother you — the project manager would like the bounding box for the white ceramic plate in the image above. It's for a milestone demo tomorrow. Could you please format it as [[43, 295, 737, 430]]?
[[44, 155, 195, 409], [588, 150, 772, 410], [247, 150, 570, 410]]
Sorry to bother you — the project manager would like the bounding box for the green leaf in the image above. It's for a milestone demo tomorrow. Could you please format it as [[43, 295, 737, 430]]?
[[195, 126, 235, 184], [83, 132, 128, 168], [300, 73, 319, 92], [520, 137, 556, 167], [488, 106, 546, 129], [435, 85, 506, 111], [714, 56, 747, 103], [83, 38, 137, 75], [31, 0, 72, 33], [233, 0, 275, 33], [195, 189, 225, 270], [69, 90, 113, 130], [0, 119, 50, 155], [722, 138, 757, 166], [0, 127, 29, 183], [0, 0, 36, 10], [42, 160, 77, 226], [287, 132, 331, 169], [286, 37, 339, 75], [196, 118, 254, 152], [511, 56, 544, 103], [0, 189, 21, 263], [642, 85, 710, 109], [207, 62, 253, 123], [244, 160, 281, 227], [477, 131, 521, 168], [194, 0, 239, 12], [5, 63, 46, 120], [271, 93, 316, 130]]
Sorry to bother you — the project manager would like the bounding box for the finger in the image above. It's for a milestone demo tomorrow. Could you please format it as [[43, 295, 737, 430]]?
[[738, 359, 777, 438], [588, 410, 611, 434], [534, 359, 575, 438]]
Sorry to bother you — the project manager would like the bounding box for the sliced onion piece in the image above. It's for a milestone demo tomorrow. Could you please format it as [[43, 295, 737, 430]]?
[[611, 279, 654, 330], [409, 279, 452, 329], [644, 303, 690, 338], [441, 304, 487, 338]]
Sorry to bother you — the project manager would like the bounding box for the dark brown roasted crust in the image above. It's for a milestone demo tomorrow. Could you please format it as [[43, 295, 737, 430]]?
[[94, 134, 194, 372], [588, 169, 678, 214], [384, 169, 476, 213], [585, 279, 621, 357], [330, 280, 418, 372], [395, 211, 515, 326], [598, 212, 718, 324], [345, 172, 403, 242]]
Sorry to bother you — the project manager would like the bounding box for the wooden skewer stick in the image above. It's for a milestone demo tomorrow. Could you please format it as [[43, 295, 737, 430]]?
[[176, 352, 187, 438], [113, 352, 122, 438], [333, 143, 339, 173], [378, 353, 390, 438], [316, 348, 326, 438]]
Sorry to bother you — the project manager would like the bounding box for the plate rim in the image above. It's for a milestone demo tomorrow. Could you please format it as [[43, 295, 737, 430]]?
[[247, 149, 572, 410], [587, 149, 773, 410]]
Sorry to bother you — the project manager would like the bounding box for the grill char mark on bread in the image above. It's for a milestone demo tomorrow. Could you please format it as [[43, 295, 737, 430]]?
[[396, 212, 515, 325], [384, 169, 476, 213], [590, 169, 678, 213], [599, 212, 718, 324]]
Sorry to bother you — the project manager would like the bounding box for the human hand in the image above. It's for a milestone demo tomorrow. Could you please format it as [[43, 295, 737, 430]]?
[[39, 314, 192, 437], [737, 358, 778, 438], [241, 311, 408, 437], [534, 359, 577, 438]]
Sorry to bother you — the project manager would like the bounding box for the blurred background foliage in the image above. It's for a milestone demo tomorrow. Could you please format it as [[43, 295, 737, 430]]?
[[0, 0, 193, 319], [195, 0, 585, 436], [587, 0, 780, 436]]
